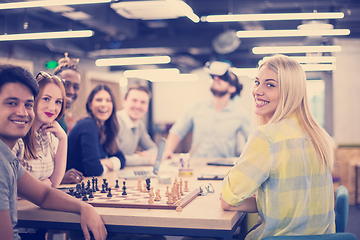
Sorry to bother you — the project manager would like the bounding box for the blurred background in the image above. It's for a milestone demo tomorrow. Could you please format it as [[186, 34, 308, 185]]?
[[0, 1, 360, 227]]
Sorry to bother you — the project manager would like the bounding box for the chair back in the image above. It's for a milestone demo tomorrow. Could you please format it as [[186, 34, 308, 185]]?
[[335, 185, 349, 232], [262, 232, 356, 240]]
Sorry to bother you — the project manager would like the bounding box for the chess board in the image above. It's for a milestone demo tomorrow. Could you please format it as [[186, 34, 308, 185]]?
[[66, 185, 200, 210]]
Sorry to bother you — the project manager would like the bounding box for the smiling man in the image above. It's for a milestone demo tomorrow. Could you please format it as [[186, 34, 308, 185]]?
[[0, 65, 107, 240], [116, 85, 157, 166]]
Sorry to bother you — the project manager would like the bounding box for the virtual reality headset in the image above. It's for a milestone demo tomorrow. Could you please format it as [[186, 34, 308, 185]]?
[[204, 61, 235, 85]]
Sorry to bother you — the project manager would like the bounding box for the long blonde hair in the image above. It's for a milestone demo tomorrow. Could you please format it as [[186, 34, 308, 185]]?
[[256, 54, 334, 170]]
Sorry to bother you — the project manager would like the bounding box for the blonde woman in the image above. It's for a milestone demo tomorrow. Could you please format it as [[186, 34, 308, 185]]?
[[221, 54, 335, 239], [13, 71, 67, 188]]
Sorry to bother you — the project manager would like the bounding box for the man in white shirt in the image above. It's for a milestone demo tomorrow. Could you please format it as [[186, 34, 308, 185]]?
[[117, 85, 157, 166]]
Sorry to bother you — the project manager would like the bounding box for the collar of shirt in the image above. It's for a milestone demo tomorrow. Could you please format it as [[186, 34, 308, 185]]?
[[119, 109, 139, 130]]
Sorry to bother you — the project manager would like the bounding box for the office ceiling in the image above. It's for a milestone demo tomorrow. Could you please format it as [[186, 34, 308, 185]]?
[[0, 0, 360, 73]]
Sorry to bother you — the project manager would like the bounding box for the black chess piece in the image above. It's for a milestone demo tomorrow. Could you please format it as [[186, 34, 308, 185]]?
[[92, 177, 96, 192], [107, 188, 112, 197], [68, 188, 75, 196], [101, 184, 106, 193], [82, 194, 88, 201], [122, 181, 127, 195], [86, 180, 91, 190], [95, 178, 99, 191], [146, 178, 151, 191], [89, 190, 94, 199], [115, 180, 119, 188]]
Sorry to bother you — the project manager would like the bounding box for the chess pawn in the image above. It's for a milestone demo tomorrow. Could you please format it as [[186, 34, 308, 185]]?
[[166, 192, 173, 204], [176, 200, 182, 212], [143, 183, 148, 193], [148, 190, 154, 204], [154, 189, 161, 201], [165, 186, 169, 197]]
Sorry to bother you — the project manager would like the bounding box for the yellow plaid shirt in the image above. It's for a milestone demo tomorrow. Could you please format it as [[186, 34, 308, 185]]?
[[222, 116, 335, 239]]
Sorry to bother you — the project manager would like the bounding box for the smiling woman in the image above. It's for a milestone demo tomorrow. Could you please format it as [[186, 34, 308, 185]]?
[[12, 71, 68, 189], [66, 84, 126, 177]]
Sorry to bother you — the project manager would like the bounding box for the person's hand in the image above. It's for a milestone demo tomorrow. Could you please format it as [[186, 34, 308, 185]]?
[[61, 169, 84, 184], [79, 204, 107, 240], [42, 121, 67, 141], [161, 150, 174, 161]]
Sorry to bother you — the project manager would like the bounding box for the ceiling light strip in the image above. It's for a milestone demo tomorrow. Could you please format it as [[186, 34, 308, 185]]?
[[166, 0, 199, 23], [236, 29, 350, 38], [0, 30, 94, 41], [95, 56, 171, 66], [202, 12, 344, 22], [260, 56, 336, 64], [124, 68, 180, 79], [252, 46, 341, 54], [0, 0, 111, 10]]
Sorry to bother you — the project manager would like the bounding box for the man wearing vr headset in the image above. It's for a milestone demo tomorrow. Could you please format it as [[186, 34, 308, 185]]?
[[163, 61, 251, 159]]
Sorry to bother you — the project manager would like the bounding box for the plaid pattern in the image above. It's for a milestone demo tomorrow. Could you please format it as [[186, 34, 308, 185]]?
[[12, 131, 58, 181], [222, 116, 335, 239]]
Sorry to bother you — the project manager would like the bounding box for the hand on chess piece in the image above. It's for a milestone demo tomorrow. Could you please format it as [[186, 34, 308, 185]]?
[[61, 168, 84, 184]]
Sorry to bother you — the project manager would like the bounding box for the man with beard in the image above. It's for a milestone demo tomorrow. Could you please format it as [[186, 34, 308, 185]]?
[[162, 61, 251, 159]]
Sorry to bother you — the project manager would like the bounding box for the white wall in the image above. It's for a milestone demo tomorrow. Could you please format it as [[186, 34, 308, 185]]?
[[333, 38, 360, 145]]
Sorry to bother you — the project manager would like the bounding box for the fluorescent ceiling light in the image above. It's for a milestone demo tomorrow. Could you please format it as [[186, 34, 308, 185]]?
[[232, 64, 335, 77], [259, 56, 336, 65], [88, 48, 174, 58], [62, 11, 92, 20], [95, 56, 171, 67], [252, 45, 342, 54], [201, 12, 344, 22], [301, 64, 335, 71], [124, 68, 180, 79], [236, 29, 350, 38], [0, 0, 111, 10], [0, 30, 93, 41]]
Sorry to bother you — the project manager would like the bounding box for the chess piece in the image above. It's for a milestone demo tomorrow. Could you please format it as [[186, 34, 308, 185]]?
[[166, 192, 173, 204], [146, 178, 151, 191], [101, 184, 106, 193], [92, 177, 96, 192], [148, 187, 154, 203], [115, 180, 119, 188], [143, 183, 148, 193], [184, 180, 189, 192], [68, 188, 75, 196], [154, 189, 161, 201], [122, 181, 127, 195], [95, 178, 99, 191], [165, 186, 169, 197], [107, 188, 113, 197], [137, 178, 142, 191], [89, 191, 94, 199], [180, 179, 184, 196], [176, 200, 182, 212]]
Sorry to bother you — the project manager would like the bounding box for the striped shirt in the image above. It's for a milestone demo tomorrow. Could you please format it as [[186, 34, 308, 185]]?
[[222, 116, 335, 239], [12, 131, 58, 181]]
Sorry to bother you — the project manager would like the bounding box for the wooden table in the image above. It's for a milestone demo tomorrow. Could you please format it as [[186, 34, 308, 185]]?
[[17, 158, 245, 240]]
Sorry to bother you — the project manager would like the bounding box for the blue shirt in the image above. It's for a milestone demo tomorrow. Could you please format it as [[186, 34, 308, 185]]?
[[170, 97, 251, 158]]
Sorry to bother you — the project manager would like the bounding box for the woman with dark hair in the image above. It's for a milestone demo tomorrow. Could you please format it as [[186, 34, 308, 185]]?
[[66, 84, 125, 176]]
